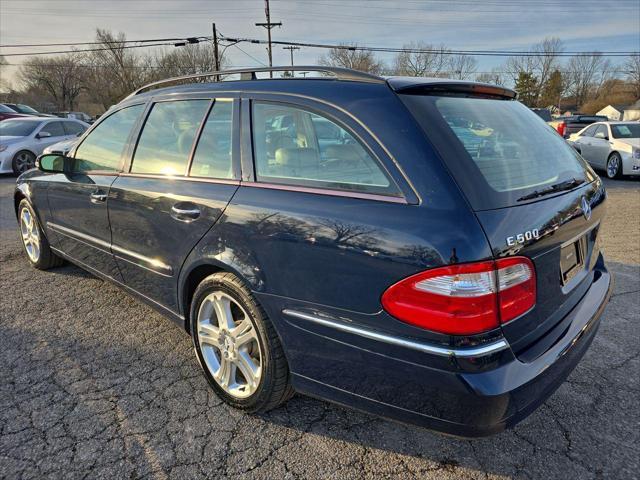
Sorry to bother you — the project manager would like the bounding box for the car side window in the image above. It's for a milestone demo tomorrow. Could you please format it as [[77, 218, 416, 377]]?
[[63, 121, 86, 136], [74, 104, 144, 173], [252, 102, 396, 195], [190, 100, 234, 179], [594, 124, 608, 139], [131, 100, 210, 175], [40, 121, 66, 137], [581, 125, 598, 137]]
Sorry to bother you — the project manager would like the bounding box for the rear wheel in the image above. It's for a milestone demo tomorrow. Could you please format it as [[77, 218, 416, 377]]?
[[190, 272, 293, 412], [18, 199, 64, 270], [12, 150, 36, 175], [606, 152, 623, 179]]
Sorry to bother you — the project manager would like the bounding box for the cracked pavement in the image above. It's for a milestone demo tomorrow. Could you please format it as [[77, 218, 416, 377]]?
[[0, 175, 638, 479]]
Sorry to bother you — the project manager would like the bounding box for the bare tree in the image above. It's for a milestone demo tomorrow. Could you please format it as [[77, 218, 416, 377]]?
[[625, 54, 640, 98], [18, 55, 83, 110], [565, 53, 611, 108], [153, 42, 231, 80], [447, 54, 478, 80], [393, 42, 449, 77], [82, 29, 149, 109], [319, 44, 384, 75], [506, 37, 563, 105], [475, 68, 506, 86], [0, 56, 10, 92]]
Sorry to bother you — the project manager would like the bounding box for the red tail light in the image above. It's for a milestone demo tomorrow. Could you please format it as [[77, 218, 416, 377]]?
[[381, 257, 536, 335], [556, 122, 566, 137]]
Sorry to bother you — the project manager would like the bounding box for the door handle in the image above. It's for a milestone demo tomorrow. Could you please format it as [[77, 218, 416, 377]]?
[[90, 191, 108, 204], [171, 203, 201, 221]]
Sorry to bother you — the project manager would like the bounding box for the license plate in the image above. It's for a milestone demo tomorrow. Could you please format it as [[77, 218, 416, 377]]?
[[560, 239, 583, 285]]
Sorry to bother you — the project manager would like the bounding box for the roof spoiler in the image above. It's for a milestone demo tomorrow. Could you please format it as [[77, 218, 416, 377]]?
[[388, 79, 517, 100]]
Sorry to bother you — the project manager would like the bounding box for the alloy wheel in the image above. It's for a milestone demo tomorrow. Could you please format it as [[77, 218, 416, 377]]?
[[196, 292, 262, 399], [607, 155, 620, 178], [14, 152, 35, 174], [20, 207, 41, 262]]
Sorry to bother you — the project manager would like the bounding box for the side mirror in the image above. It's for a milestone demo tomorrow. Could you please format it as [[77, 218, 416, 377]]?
[[36, 131, 52, 139], [36, 153, 67, 173], [594, 132, 608, 140]]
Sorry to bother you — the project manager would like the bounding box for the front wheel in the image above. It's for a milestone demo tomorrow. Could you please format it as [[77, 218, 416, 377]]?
[[190, 272, 294, 412], [12, 150, 36, 175], [18, 199, 64, 270], [606, 152, 623, 179]]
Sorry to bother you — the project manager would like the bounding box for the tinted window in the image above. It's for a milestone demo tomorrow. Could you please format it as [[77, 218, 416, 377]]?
[[252, 103, 394, 195], [594, 125, 609, 139], [611, 123, 640, 138], [40, 121, 66, 137], [581, 125, 598, 137], [63, 121, 86, 136], [0, 104, 14, 113], [0, 120, 40, 137], [401, 95, 594, 209], [190, 100, 233, 178], [131, 100, 209, 175], [74, 104, 144, 172]]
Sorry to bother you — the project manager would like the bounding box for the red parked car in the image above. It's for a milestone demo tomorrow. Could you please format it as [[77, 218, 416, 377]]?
[[0, 104, 29, 122]]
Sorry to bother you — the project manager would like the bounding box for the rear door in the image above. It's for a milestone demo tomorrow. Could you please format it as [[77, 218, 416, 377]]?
[[590, 124, 612, 168], [108, 96, 240, 312]]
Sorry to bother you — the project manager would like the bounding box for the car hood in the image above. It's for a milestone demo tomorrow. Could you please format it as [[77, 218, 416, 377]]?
[[613, 138, 639, 149], [0, 136, 27, 146]]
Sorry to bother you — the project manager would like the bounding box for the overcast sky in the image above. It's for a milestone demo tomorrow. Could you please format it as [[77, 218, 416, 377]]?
[[1, 0, 639, 85]]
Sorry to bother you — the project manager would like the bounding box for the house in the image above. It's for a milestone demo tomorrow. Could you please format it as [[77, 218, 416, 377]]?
[[596, 101, 640, 121], [622, 100, 640, 121]]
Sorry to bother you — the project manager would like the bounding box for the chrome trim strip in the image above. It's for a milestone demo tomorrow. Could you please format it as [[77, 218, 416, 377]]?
[[48, 222, 173, 276], [242, 182, 408, 204], [118, 172, 240, 185], [282, 309, 510, 358]]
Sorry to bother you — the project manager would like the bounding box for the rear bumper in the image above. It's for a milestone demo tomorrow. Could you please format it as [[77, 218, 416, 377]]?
[[265, 256, 612, 438]]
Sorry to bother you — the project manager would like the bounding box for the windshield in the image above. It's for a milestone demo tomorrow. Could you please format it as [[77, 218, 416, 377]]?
[[0, 120, 40, 137], [400, 95, 595, 210], [15, 104, 39, 114], [611, 123, 640, 139], [0, 104, 15, 113]]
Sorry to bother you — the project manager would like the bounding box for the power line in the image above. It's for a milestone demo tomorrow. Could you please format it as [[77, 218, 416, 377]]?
[[0, 37, 209, 48], [221, 36, 639, 57], [0, 40, 208, 57]]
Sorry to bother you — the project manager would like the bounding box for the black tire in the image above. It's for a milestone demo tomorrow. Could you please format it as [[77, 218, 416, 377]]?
[[190, 272, 294, 412], [606, 152, 623, 179], [17, 199, 64, 270], [12, 150, 36, 175]]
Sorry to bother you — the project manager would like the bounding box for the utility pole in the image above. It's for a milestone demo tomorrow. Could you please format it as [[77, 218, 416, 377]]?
[[283, 46, 300, 67], [212, 23, 220, 73], [255, 0, 281, 77]]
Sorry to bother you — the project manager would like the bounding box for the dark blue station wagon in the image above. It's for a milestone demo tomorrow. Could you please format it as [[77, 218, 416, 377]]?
[[15, 67, 612, 437]]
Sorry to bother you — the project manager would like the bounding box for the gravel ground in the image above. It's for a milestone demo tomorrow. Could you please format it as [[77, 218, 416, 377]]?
[[0, 175, 638, 480]]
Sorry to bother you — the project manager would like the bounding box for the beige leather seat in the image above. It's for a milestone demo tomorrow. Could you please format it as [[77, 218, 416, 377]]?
[[273, 147, 320, 177]]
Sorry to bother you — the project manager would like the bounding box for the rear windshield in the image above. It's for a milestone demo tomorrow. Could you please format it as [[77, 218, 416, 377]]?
[[611, 123, 640, 139], [401, 95, 595, 210]]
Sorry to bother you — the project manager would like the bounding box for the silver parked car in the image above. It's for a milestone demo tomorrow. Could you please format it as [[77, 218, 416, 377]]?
[[0, 117, 89, 174], [569, 121, 640, 179]]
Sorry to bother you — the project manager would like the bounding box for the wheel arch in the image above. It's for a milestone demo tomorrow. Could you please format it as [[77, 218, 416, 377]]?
[[178, 259, 258, 335]]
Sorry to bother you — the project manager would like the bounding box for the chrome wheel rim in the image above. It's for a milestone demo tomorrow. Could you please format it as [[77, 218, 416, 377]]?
[[196, 292, 262, 398], [15, 152, 35, 173], [607, 156, 620, 178], [20, 207, 40, 262]]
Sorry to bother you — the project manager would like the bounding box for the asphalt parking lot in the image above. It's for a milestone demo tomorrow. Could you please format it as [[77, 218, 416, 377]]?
[[0, 175, 638, 480]]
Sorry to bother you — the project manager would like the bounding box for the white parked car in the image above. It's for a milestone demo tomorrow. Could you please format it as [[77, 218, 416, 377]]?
[[0, 117, 88, 174], [42, 137, 80, 156], [569, 121, 640, 179]]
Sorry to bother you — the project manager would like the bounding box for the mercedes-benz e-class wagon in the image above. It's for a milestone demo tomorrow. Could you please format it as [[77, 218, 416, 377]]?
[[15, 67, 612, 437]]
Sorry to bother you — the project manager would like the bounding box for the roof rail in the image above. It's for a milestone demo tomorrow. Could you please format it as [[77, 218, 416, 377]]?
[[127, 66, 384, 98]]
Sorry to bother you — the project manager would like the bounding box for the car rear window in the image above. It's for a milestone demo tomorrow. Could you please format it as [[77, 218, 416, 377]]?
[[611, 123, 640, 139], [400, 94, 595, 210]]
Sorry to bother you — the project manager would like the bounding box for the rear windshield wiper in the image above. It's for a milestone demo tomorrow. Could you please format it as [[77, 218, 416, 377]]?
[[517, 178, 585, 202]]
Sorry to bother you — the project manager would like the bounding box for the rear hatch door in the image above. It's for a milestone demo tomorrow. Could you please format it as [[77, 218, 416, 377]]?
[[399, 91, 605, 359]]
